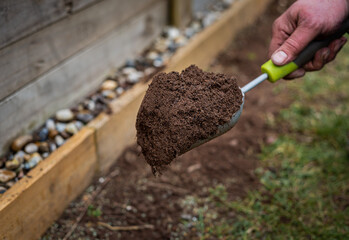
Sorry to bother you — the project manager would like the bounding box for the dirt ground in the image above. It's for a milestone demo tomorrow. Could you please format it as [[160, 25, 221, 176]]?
[[43, 1, 294, 239]]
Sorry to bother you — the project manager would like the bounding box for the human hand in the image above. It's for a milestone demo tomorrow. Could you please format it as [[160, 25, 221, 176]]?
[[269, 0, 349, 79]]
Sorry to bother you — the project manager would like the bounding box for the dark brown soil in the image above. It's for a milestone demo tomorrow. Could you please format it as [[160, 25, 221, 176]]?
[[136, 65, 242, 173], [43, 1, 294, 239]]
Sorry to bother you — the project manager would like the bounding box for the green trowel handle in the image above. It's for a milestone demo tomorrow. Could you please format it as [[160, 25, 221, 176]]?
[[261, 18, 349, 83]]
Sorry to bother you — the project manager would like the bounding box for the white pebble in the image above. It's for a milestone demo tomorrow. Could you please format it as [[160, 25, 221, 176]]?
[[167, 27, 180, 39], [87, 101, 96, 111], [46, 119, 56, 130], [75, 121, 84, 130], [65, 123, 79, 135], [55, 135, 65, 146], [56, 109, 74, 122], [128, 71, 144, 84], [56, 123, 66, 133], [146, 51, 159, 61], [122, 67, 137, 75], [100, 80, 118, 91], [116, 87, 124, 96], [24, 143, 38, 154]]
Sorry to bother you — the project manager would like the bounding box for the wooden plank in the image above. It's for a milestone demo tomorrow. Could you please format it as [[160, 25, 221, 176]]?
[[0, 0, 159, 101], [171, 0, 192, 29], [89, 0, 272, 174], [0, 0, 100, 50], [0, 0, 168, 156], [72, 0, 101, 11], [0, 0, 66, 49], [0, 128, 97, 240], [89, 83, 148, 174]]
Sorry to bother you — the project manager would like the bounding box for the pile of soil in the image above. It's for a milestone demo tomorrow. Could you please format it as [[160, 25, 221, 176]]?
[[136, 65, 242, 173]]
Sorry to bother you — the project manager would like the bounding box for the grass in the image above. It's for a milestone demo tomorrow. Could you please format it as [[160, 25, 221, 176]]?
[[182, 45, 349, 239], [87, 204, 102, 217]]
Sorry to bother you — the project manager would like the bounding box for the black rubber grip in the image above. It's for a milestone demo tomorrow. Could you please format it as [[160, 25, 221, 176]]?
[[294, 18, 349, 67]]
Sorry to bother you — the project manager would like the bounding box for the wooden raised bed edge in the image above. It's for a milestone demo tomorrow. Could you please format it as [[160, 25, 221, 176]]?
[[0, 0, 272, 239], [0, 129, 97, 240]]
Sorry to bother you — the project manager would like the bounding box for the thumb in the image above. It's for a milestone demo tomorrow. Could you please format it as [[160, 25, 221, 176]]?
[[271, 26, 319, 66]]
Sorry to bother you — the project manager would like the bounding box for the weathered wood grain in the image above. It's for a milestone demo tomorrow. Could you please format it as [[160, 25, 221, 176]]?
[[0, 128, 97, 240], [89, 0, 273, 174], [0, 0, 66, 49], [0, 0, 159, 102], [0, 0, 167, 156], [72, 0, 101, 12], [0, 0, 103, 50]]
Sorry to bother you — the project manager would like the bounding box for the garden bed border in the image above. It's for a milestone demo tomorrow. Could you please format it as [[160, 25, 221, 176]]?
[[0, 0, 272, 238]]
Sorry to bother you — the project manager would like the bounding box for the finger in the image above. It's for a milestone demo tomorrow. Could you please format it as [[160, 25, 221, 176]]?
[[303, 37, 347, 71], [303, 48, 330, 71], [284, 68, 306, 80], [327, 37, 347, 62], [269, 15, 294, 57], [271, 26, 319, 66]]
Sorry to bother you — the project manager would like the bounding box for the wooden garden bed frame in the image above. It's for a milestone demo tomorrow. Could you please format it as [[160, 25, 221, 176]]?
[[0, 0, 271, 238]]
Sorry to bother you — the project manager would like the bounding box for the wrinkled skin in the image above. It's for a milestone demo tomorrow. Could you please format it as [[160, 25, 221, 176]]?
[[269, 0, 349, 79]]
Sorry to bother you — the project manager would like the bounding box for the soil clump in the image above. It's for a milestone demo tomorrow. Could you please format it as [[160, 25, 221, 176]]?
[[136, 65, 242, 172]]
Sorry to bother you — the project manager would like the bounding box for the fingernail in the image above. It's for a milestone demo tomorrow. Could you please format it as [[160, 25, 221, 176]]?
[[341, 38, 347, 45], [272, 51, 288, 65]]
